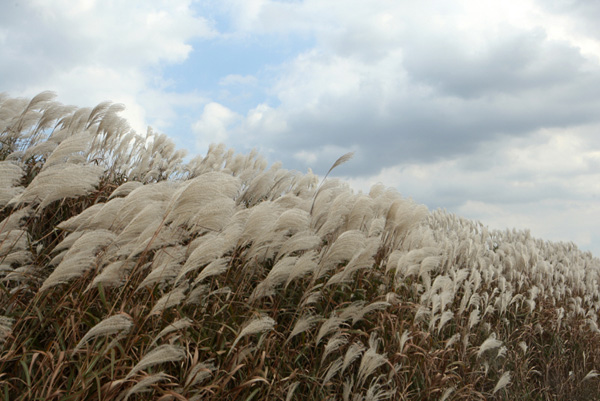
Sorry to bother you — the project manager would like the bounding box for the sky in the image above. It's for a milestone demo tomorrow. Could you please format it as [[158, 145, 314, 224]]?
[[2, 0, 600, 256]]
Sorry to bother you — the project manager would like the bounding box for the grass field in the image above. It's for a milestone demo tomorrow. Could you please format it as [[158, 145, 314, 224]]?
[[1, 92, 599, 400]]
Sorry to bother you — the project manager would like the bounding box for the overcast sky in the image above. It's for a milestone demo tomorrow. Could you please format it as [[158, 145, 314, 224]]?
[[2, 0, 600, 256]]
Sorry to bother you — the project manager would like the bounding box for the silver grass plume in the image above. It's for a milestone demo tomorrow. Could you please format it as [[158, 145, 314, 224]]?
[[347, 194, 375, 231], [345, 301, 390, 326], [343, 378, 354, 401], [315, 191, 353, 237], [285, 251, 319, 287], [0, 229, 29, 257], [111, 182, 174, 231], [85, 100, 112, 130], [342, 342, 365, 373], [316, 230, 366, 281], [57, 203, 105, 232], [339, 301, 365, 322], [185, 284, 209, 306], [322, 333, 349, 364], [82, 198, 126, 231], [250, 256, 297, 301], [2, 259, 34, 282], [189, 198, 236, 233], [40, 229, 116, 291], [444, 333, 461, 350], [285, 382, 300, 401], [150, 318, 193, 346], [185, 360, 216, 388], [0, 207, 33, 233], [398, 330, 411, 354], [278, 232, 321, 259], [137, 246, 186, 290], [322, 356, 344, 386], [74, 313, 133, 352], [239, 201, 281, 254], [582, 370, 600, 382], [126, 344, 186, 379], [51, 231, 85, 254], [287, 314, 324, 342], [273, 192, 308, 211], [439, 387, 456, 401], [437, 311, 454, 333], [477, 333, 503, 359], [41, 132, 92, 170], [238, 167, 279, 206], [301, 289, 323, 307], [364, 377, 395, 401], [325, 238, 379, 287], [121, 372, 172, 401], [129, 224, 180, 257], [274, 209, 311, 235], [194, 257, 230, 284], [150, 285, 189, 315], [0, 316, 15, 345], [316, 315, 346, 345], [0, 161, 24, 207], [114, 202, 166, 256], [178, 234, 228, 283], [11, 164, 104, 210], [88, 260, 133, 289], [310, 182, 348, 231], [492, 371, 511, 394], [357, 333, 389, 386], [109, 181, 143, 200], [310, 152, 354, 215], [165, 172, 239, 228], [230, 315, 276, 352]]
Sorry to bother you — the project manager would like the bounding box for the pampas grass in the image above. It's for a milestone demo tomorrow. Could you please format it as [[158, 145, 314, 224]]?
[[126, 344, 186, 379], [1, 93, 600, 400], [230, 315, 276, 351], [74, 313, 133, 352]]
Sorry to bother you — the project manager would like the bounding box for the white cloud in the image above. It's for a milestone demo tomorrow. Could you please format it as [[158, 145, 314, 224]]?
[[293, 150, 317, 166], [245, 103, 287, 133], [0, 0, 215, 134], [192, 102, 240, 152], [212, 0, 599, 178]]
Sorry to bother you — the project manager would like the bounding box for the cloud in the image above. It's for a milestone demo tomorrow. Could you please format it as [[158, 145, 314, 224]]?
[[0, 0, 215, 133], [208, 0, 600, 184], [192, 102, 240, 152], [400, 26, 591, 98]]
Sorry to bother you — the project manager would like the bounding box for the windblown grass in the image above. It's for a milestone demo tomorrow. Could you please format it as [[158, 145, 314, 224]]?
[[1, 92, 599, 400]]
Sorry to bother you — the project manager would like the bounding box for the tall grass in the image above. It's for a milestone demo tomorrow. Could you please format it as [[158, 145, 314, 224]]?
[[0, 92, 599, 400]]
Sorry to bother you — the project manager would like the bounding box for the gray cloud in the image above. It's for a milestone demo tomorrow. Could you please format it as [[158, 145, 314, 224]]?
[[541, 1, 600, 37], [217, 1, 600, 181], [401, 27, 590, 98]]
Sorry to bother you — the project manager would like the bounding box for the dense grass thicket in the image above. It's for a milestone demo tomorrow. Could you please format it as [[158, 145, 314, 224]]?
[[1, 92, 600, 400]]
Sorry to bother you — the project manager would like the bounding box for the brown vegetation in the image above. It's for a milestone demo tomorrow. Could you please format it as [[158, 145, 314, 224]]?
[[1, 92, 599, 400]]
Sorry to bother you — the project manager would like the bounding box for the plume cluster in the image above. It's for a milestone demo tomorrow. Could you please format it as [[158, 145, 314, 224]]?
[[1, 92, 599, 400]]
